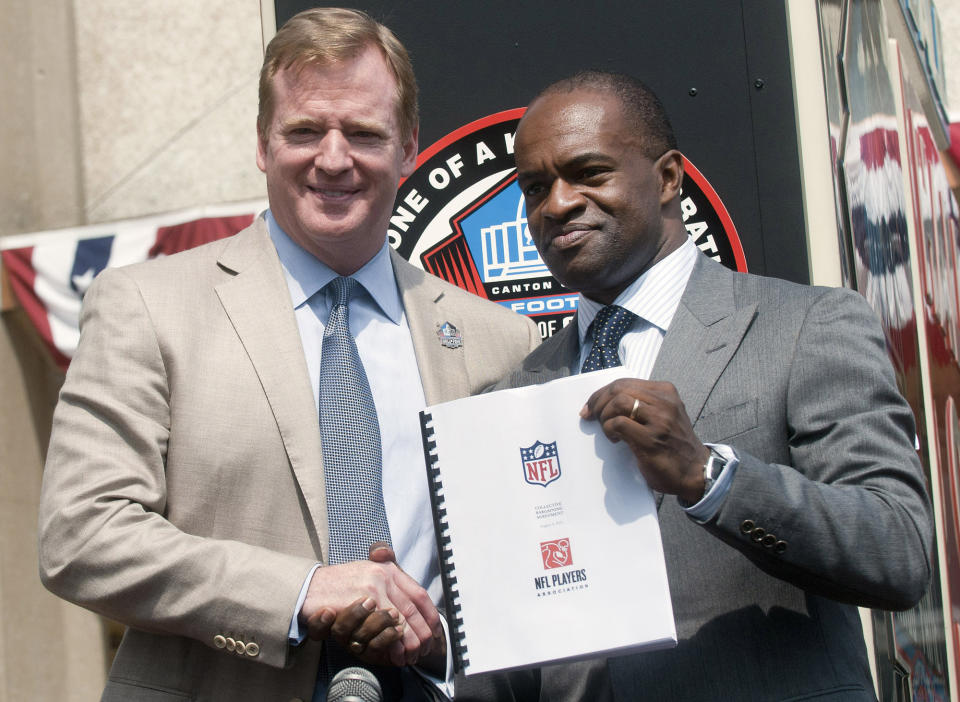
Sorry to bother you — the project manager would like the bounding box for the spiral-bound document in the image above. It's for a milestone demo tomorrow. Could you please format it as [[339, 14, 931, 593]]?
[[419, 368, 676, 675]]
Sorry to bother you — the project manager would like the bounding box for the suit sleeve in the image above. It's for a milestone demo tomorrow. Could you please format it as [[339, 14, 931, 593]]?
[[37, 268, 316, 669], [707, 286, 933, 611]]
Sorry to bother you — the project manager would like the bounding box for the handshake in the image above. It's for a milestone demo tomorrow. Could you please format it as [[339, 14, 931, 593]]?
[[299, 541, 446, 672]]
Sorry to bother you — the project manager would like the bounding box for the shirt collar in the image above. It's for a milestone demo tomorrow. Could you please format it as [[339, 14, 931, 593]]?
[[577, 237, 699, 344], [265, 209, 403, 323]]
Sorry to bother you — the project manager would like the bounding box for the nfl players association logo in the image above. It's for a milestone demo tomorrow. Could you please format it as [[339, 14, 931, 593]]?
[[521, 440, 561, 487], [388, 109, 747, 340], [540, 537, 572, 569]]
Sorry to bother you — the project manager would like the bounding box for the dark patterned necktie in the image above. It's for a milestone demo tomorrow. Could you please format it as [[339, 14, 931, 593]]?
[[580, 305, 637, 372], [319, 276, 391, 564]]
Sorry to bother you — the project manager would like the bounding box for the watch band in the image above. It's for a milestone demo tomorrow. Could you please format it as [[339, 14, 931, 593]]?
[[702, 447, 729, 497]]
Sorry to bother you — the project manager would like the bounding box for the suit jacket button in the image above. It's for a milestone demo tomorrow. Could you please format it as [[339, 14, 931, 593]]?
[[761, 534, 777, 548], [235, 640, 246, 655], [750, 527, 765, 542], [246, 642, 260, 657], [740, 520, 755, 534], [225, 637, 236, 652], [213, 635, 226, 649], [774, 540, 788, 554]]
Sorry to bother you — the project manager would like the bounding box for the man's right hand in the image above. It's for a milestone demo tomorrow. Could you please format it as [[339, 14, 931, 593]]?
[[306, 597, 405, 666], [299, 559, 441, 665]]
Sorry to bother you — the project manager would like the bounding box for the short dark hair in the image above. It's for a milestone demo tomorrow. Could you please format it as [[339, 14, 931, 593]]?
[[531, 71, 677, 159]]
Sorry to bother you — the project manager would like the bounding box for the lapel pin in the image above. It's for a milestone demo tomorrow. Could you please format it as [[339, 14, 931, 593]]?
[[437, 321, 463, 349]]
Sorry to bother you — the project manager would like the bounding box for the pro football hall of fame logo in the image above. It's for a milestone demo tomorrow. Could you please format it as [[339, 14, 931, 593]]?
[[388, 109, 746, 339]]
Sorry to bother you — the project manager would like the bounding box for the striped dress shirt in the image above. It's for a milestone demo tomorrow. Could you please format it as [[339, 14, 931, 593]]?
[[575, 238, 737, 521], [576, 238, 699, 374]]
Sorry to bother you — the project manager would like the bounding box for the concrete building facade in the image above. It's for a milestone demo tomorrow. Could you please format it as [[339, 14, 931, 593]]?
[[0, 1, 265, 698]]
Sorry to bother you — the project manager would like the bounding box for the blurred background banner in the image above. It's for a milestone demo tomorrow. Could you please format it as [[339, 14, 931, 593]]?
[[1, 200, 266, 369]]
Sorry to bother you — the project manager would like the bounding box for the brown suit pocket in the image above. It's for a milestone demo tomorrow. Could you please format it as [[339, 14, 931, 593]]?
[[694, 399, 758, 444]]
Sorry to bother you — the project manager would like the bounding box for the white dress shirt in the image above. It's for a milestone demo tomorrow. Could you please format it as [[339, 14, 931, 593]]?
[[266, 213, 440, 598], [575, 238, 738, 521], [267, 213, 455, 696]]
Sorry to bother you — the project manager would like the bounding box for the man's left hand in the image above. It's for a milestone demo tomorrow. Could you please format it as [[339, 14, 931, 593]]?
[[581, 378, 709, 503]]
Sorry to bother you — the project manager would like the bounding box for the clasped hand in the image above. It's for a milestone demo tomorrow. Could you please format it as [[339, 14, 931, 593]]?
[[299, 543, 444, 668]]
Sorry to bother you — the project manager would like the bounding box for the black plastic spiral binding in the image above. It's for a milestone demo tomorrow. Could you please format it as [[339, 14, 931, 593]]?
[[419, 410, 470, 670]]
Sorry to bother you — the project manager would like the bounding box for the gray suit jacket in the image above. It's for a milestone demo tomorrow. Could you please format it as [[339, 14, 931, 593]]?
[[495, 253, 933, 701], [38, 216, 540, 702]]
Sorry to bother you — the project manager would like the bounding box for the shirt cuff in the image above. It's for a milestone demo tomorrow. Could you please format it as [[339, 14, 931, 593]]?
[[288, 563, 322, 645], [412, 613, 454, 700], [682, 443, 739, 524]]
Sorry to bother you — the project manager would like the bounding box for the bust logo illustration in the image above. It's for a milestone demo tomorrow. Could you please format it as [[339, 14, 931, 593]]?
[[540, 537, 572, 569], [472, 189, 548, 282], [389, 109, 746, 340], [521, 440, 561, 487]]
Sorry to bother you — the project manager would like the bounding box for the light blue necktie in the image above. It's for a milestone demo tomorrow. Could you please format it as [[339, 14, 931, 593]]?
[[316, 277, 404, 700], [581, 305, 637, 372], [320, 276, 391, 565]]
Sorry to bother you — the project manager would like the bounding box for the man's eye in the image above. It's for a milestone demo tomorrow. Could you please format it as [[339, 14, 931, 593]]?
[[522, 183, 544, 197]]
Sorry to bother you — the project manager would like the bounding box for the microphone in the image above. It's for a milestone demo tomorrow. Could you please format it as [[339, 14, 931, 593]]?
[[327, 666, 383, 702]]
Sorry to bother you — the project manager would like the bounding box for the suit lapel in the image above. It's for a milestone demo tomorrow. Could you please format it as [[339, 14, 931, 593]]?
[[516, 319, 579, 384], [214, 218, 329, 552], [651, 255, 757, 425], [392, 251, 474, 406]]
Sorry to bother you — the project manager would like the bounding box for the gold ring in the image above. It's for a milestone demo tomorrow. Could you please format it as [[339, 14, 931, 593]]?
[[629, 398, 640, 421], [349, 640, 365, 655]]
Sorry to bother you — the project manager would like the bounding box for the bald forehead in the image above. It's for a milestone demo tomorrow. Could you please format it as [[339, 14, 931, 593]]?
[[520, 88, 627, 135], [516, 89, 639, 158]]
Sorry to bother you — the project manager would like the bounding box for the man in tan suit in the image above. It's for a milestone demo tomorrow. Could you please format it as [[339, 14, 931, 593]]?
[[38, 8, 538, 701]]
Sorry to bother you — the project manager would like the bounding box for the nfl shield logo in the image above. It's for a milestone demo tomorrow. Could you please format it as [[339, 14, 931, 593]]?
[[521, 440, 561, 487]]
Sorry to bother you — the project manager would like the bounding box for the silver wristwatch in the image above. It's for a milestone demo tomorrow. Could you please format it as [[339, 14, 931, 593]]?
[[702, 447, 729, 497]]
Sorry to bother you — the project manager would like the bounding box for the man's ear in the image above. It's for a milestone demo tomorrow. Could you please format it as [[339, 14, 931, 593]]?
[[656, 150, 684, 205], [256, 123, 268, 174], [400, 124, 420, 178]]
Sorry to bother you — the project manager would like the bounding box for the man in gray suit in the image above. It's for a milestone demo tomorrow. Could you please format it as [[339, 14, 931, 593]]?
[[38, 8, 538, 701], [499, 71, 933, 701]]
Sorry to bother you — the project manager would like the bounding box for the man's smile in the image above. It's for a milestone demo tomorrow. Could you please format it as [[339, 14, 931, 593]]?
[[545, 223, 599, 250], [306, 184, 360, 201]]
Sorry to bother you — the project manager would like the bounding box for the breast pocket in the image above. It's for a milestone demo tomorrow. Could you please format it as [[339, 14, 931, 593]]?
[[694, 399, 758, 444]]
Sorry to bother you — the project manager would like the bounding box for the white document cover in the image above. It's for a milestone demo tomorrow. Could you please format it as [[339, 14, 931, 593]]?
[[420, 368, 676, 675]]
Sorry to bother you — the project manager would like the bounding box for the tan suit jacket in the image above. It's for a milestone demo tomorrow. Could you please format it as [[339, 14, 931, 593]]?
[[38, 216, 540, 702]]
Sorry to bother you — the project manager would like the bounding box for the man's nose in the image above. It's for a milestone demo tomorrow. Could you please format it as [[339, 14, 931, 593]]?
[[314, 131, 352, 174], [542, 179, 583, 220]]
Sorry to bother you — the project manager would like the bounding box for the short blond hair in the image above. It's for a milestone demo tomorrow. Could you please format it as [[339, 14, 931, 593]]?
[[257, 7, 418, 141]]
